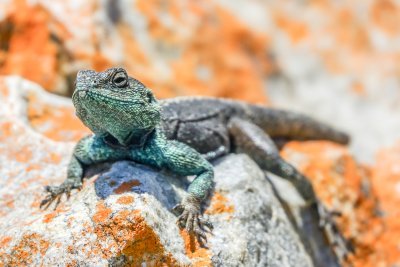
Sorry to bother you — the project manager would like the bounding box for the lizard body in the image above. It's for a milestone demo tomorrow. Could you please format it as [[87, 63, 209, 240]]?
[[160, 96, 348, 155], [41, 67, 350, 265]]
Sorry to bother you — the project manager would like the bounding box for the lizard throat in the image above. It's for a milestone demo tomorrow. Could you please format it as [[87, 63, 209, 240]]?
[[103, 130, 154, 149]]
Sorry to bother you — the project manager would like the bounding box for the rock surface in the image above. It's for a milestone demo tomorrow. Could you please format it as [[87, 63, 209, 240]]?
[[0, 0, 272, 103], [1, 0, 400, 163], [280, 142, 381, 267], [0, 77, 312, 266], [1, 76, 399, 266], [1, 0, 400, 266]]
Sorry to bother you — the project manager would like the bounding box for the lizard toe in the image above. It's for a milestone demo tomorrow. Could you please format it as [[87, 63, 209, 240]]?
[[198, 217, 213, 232], [177, 210, 189, 228], [194, 219, 208, 244], [40, 182, 77, 210], [185, 212, 195, 233], [172, 203, 184, 215], [316, 203, 354, 259]]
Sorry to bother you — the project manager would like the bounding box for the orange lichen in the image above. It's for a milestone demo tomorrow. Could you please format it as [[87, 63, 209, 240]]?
[[351, 81, 365, 96], [113, 180, 141, 194], [205, 192, 234, 215], [0, 0, 273, 101], [2, 194, 15, 209], [118, 23, 149, 69], [42, 212, 57, 224], [27, 92, 90, 142], [370, 0, 400, 36], [0, 80, 9, 97], [92, 201, 113, 224], [45, 152, 62, 164], [92, 207, 178, 265], [367, 142, 400, 266], [0, 0, 70, 93], [65, 260, 77, 267], [319, 8, 372, 75], [180, 230, 211, 267], [0, 233, 50, 266], [14, 147, 32, 163], [0, 128, 40, 165], [281, 141, 385, 267], [0, 236, 12, 247], [172, 6, 270, 104], [116, 195, 135, 205], [136, 0, 271, 104], [332, 9, 371, 53], [274, 12, 309, 43], [0, 121, 13, 142], [25, 164, 41, 172], [269, 0, 400, 85]]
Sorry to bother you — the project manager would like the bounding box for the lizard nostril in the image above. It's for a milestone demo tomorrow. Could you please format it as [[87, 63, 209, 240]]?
[[147, 92, 153, 103]]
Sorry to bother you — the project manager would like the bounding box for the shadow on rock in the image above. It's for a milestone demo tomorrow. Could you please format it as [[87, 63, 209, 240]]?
[[90, 161, 190, 210]]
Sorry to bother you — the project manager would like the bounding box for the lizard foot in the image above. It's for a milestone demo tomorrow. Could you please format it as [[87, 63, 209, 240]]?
[[316, 202, 354, 260], [40, 181, 82, 210], [173, 196, 213, 247], [317, 202, 342, 228]]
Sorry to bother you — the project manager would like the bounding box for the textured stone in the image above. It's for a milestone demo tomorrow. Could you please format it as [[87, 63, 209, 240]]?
[[0, 0, 271, 103], [368, 143, 400, 266], [280, 141, 399, 267], [0, 77, 312, 266], [1, 0, 400, 163], [1, 1, 400, 266]]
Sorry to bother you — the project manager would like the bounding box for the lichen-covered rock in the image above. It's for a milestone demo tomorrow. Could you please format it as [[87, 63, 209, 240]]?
[[0, 0, 271, 103], [368, 143, 400, 266], [280, 142, 395, 267], [1, 0, 400, 163], [0, 77, 312, 266], [1, 1, 400, 266]]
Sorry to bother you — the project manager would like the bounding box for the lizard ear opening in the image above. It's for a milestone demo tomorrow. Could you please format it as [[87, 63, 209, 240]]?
[[112, 71, 128, 88]]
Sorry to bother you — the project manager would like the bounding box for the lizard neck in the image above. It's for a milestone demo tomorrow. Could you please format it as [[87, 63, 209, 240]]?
[[103, 129, 155, 149]]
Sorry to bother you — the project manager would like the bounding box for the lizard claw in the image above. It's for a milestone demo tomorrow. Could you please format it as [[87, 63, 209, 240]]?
[[316, 202, 354, 259], [173, 197, 213, 247], [172, 203, 185, 215], [40, 181, 82, 210], [317, 203, 342, 228]]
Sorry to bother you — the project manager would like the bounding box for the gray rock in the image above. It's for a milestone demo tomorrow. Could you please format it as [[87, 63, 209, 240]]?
[[209, 155, 312, 267], [0, 76, 312, 266]]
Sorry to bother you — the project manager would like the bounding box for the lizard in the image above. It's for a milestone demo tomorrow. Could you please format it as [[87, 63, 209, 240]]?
[[40, 67, 351, 263]]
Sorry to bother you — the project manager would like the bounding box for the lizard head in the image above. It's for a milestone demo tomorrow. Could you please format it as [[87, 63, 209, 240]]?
[[72, 67, 161, 146]]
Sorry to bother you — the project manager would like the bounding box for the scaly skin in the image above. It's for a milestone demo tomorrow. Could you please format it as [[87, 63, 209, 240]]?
[[40, 68, 213, 244], [41, 67, 351, 263]]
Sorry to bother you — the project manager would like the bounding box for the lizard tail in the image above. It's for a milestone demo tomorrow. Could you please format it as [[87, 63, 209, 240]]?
[[244, 105, 350, 145]]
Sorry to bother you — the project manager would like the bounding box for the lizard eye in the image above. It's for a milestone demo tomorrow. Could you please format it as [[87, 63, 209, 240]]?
[[112, 71, 128, 88]]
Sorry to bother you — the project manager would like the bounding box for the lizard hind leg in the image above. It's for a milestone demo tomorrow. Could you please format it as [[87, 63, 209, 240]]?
[[228, 117, 316, 201], [227, 117, 352, 264]]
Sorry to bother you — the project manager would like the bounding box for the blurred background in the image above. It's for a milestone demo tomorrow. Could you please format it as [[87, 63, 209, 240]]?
[[0, 0, 400, 266]]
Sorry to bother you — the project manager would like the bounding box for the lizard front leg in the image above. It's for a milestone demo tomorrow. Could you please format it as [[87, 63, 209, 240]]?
[[40, 135, 128, 209], [161, 140, 214, 245], [40, 156, 84, 209], [40, 136, 92, 209]]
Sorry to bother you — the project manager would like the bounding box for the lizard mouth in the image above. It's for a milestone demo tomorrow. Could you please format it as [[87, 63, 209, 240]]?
[[87, 91, 147, 105]]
